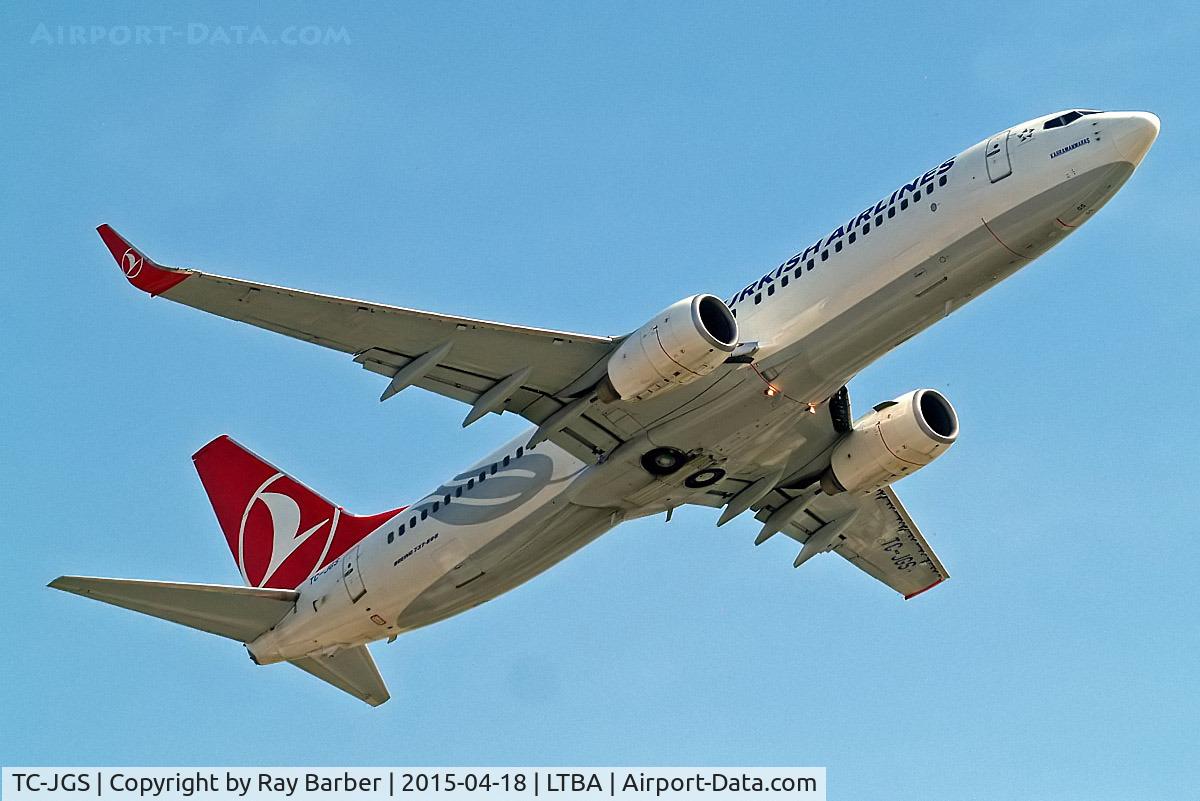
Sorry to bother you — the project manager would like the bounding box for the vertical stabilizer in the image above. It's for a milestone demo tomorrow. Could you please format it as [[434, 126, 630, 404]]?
[[192, 436, 403, 589]]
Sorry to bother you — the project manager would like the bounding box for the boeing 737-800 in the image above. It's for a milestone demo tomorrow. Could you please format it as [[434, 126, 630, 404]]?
[[53, 108, 1159, 705]]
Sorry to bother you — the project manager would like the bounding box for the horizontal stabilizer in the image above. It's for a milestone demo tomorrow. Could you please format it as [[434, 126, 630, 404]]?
[[48, 576, 298, 642], [290, 645, 390, 706]]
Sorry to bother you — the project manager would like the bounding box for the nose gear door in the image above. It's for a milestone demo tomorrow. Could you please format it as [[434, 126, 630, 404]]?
[[985, 131, 1012, 182]]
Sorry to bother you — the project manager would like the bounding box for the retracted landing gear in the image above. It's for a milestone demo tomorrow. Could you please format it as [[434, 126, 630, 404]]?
[[684, 468, 726, 488], [640, 447, 689, 476]]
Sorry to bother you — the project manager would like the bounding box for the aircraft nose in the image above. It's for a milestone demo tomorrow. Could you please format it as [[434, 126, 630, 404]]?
[[1111, 111, 1160, 164]]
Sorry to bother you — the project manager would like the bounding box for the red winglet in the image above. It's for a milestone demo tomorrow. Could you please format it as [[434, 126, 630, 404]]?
[[96, 224, 191, 296], [904, 577, 947, 600]]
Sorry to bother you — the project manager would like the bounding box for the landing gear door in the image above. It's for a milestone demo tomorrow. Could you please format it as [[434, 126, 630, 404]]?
[[343, 545, 366, 603], [985, 131, 1012, 182]]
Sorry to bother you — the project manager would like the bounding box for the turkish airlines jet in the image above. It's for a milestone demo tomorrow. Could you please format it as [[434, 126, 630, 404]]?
[[53, 109, 1159, 705]]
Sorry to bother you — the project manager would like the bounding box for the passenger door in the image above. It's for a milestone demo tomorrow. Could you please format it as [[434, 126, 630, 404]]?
[[985, 131, 1012, 182]]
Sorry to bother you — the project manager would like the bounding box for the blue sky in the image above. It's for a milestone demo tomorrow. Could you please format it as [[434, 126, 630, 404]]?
[[2, 2, 1197, 799]]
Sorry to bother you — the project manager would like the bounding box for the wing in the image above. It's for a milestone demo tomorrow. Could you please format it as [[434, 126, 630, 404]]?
[[746, 485, 949, 598], [98, 225, 622, 461]]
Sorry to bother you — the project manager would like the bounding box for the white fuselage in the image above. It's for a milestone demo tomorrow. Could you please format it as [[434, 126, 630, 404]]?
[[248, 110, 1157, 664]]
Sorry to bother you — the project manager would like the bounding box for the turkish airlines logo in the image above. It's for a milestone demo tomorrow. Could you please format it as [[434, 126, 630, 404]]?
[[238, 473, 335, 587], [121, 248, 143, 279]]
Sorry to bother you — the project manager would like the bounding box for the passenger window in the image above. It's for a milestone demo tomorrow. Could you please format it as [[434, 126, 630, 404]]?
[[938, 176, 947, 186], [900, 199, 909, 210], [433, 502, 440, 512], [914, 191, 921, 201], [821, 250, 829, 261], [780, 275, 789, 288], [863, 223, 870, 234], [516, 447, 524, 458], [443, 494, 450, 504], [875, 215, 883, 226], [754, 293, 761, 304], [887, 208, 896, 218], [490, 464, 497, 475], [387, 532, 394, 543], [767, 284, 775, 296], [503, 455, 510, 466], [468, 478, 475, 489], [420, 510, 428, 520], [848, 232, 856, 244], [399, 525, 405, 535], [410, 516, 416, 527], [834, 241, 842, 253], [806, 259, 814, 271], [455, 486, 462, 497]]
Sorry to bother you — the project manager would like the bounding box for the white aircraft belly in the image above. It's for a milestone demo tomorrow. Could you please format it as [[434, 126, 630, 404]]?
[[394, 501, 619, 631]]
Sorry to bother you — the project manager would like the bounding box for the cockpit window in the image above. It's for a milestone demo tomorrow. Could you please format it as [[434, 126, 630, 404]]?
[[1044, 111, 1081, 129], [1043, 109, 1102, 129]]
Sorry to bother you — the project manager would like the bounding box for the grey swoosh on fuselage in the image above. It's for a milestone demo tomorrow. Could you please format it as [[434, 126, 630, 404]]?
[[407, 453, 562, 526]]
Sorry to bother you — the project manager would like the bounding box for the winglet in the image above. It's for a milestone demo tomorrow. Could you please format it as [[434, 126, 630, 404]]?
[[96, 224, 191, 296]]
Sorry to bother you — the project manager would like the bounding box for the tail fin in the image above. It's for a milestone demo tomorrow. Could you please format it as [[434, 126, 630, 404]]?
[[193, 436, 402, 590]]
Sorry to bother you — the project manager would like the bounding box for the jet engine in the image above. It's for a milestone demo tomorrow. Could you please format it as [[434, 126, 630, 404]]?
[[599, 294, 739, 402], [820, 389, 959, 494]]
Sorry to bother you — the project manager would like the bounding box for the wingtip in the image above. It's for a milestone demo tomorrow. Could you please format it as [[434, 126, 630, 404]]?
[[95, 224, 191, 296], [903, 576, 948, 600], [47, 575, 89, 594]]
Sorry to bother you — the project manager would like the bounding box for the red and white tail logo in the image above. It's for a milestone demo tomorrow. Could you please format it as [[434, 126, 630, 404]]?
[[193, 436, 403, 589]]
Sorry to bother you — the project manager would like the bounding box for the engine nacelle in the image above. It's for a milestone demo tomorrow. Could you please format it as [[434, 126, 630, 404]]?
[[820, 389, 959, 494], [600, 294, 739, 402]]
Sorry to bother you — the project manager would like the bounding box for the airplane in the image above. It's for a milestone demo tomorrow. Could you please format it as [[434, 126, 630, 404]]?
[[52, 108, 1159, 705]]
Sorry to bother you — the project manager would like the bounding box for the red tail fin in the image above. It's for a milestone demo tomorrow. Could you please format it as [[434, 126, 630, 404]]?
[[192, 436, 403, 589]]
